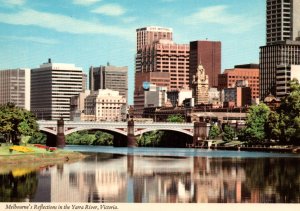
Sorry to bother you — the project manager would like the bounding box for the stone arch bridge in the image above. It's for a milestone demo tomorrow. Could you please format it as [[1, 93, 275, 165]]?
[[38, 119, 211, 147]]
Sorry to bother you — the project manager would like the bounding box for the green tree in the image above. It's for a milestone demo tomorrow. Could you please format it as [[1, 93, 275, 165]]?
[[276, 79, 300, 144], [222, 125, 235, 142], [239, 103, 270, 143], [208, 124, 221, 140], [166, 114, 185, 123], [0, 103, 38, 144], [28, 132, 46, 144]]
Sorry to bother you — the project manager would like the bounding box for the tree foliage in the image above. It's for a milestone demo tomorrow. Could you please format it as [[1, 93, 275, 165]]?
[[239, 103, 270, 143], [0, 103, 38, 144], [209, 125, 221, 140], [166, 114, 185, 123], [222, 125, 235, 142], [66, 131, 113, 146]]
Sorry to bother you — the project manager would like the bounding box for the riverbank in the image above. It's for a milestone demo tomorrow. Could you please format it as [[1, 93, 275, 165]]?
[[191, 144, 300, 153], [0, 144, 89, 165]]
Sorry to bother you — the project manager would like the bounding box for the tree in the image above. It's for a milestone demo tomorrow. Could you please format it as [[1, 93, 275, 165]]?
[[0, 103, 38, 144], [166, 114, 185, 123], [222, 125, 235, 142], [208, 124, 221, 140], [239, 103, 270, 143], [276, 79, 300, 144]]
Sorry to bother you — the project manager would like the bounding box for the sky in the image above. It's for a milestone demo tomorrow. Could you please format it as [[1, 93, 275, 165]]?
[[0, 0, 266, 105]]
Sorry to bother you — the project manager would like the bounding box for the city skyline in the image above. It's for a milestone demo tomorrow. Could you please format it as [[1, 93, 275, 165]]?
[[0, 0, 265, 104]]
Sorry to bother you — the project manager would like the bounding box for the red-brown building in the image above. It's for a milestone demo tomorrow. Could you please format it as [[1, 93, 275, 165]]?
[[218, 64, 259, 101], [189, 40, 221, 88]]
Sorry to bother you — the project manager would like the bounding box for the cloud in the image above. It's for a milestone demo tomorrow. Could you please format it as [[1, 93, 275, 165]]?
[[0, 9, 133, 39], [122, 17, 137, 23], [182, 5, 260, 33], [72, 0, 102, 6], [91, 4, 126, 16], [0, 0, 26, 6], [0, 35, 59, 45]]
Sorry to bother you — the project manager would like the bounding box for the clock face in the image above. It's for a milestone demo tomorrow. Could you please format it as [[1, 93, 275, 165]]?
[[143, 81, 150, 90]]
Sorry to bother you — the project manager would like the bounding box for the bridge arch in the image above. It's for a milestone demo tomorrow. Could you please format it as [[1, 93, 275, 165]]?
[[136, 128, 193, 137], [39, 127, 57, 135], [65, 126, 127, 136]]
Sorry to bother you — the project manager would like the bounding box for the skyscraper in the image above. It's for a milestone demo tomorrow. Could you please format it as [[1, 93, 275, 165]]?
[[31, 59, 83, 120], [134, 26, 189, 111], [189, 40, 221, 88], [266, 0, 300, 45], [0, 68, 30, 110], [260, 0, 300, 100], [89, 64, 128, 101]]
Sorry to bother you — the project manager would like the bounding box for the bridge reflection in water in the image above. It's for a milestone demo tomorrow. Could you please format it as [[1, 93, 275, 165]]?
[[27, 151, 300, 203]]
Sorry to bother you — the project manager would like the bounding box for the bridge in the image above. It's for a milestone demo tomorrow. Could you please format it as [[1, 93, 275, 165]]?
[[38, 119, 211, 148]]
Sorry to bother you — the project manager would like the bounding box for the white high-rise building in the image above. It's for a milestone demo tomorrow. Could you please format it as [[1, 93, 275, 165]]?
[[0, 68, 31, 110], [31, 59, 83, 120]]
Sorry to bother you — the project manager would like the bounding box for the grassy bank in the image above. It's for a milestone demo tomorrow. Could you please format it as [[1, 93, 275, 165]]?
[[0, 144, 88, 165]]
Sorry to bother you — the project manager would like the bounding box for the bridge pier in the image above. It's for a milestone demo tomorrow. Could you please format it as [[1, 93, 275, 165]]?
[[127, 120, 137, 147], [193, 121, 211, 145], [56, 118, 65, 148]]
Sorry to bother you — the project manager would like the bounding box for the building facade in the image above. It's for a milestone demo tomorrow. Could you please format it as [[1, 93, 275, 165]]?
[[259, 41, 300, 100], [134, 27, 189, 112], [144, 84, 167, 108], [70, 90, 90, 121], [136, 26, 173, 51], [266, 0, 300, 45], [276, 64, 300, 98], [89, 64, 128, 101], [192, 64, 209, 105], [84, 89, 126, 122], [218, 64, 259, 101], [260, 0, 300, 100], [189, 40, 221, 88], [31, 59, 83, 120], [0, 68, 30, 110]]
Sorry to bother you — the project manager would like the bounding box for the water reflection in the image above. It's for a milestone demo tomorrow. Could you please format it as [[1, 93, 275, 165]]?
[[0, 150, 299, 203]]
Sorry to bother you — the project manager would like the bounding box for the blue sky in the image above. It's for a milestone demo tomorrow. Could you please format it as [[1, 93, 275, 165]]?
[[0, 0, 265, 104]]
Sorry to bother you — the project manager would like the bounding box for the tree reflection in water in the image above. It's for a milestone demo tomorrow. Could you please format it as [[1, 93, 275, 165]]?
[[0, 171, 38, 202]]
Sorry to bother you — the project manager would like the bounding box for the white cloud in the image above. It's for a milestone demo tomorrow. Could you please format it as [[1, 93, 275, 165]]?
[[0, 35, 59, 45], [182, 5, 260, 33], [92, 4, 126, 16], [0, 9, 133, 39], [72, 0, 102, 6], [0, 0, 26, 6]]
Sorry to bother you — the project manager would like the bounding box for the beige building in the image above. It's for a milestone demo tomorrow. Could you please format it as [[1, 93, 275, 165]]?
[[70, 90, 90, 121], [192, 65, 209, 105], [84, 89, 126, 121], [0, 68, 30, 110]]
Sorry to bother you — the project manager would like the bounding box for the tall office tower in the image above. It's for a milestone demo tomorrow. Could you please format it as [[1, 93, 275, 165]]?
[[266, 0, 300, 45], [134, 27, 189, 112], [260, 0, 300, 100], [82, 73, 87, 92], [189, 40, 221, 88], [89, 64, 128, 101], [0, 68, 30, 110], [218, 64, 260, 101], [136, 26, 173, 51], [31, 59, 83, 120]]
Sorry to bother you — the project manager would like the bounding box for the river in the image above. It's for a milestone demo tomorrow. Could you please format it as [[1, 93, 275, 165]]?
[[0, 146, 300, 203]]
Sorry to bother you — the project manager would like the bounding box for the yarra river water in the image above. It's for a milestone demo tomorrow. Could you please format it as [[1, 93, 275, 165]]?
[[1, 146, 300, 203]]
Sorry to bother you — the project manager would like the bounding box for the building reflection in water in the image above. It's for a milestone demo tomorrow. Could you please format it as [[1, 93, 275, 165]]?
[[43, 153, 299, 203]]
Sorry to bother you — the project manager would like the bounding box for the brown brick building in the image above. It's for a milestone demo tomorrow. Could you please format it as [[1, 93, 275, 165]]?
[[189, 40, 221, 88], [218, 64, 260, 100]]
